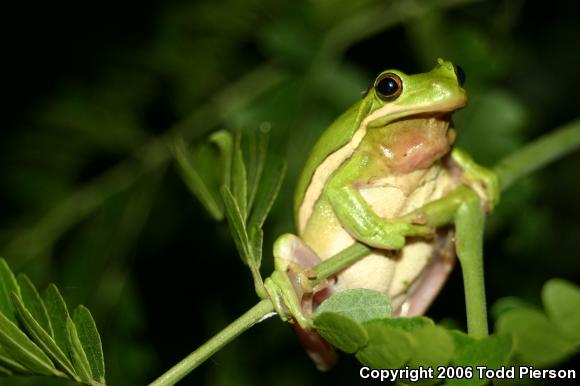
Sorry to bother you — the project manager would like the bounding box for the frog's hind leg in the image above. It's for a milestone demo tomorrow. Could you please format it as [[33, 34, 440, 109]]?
[[265, 234, 338, 370], [392, 229, 456, 317]]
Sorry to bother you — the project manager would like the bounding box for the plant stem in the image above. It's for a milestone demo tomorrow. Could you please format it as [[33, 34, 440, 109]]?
[[310, 243, 372, 286], [494, 118, 580, 190], [455, 196, 488, 338], [148, 299, 274, 386]]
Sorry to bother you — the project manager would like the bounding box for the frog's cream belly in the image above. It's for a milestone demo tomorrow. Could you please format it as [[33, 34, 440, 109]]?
[[301, 166, 457, 309]]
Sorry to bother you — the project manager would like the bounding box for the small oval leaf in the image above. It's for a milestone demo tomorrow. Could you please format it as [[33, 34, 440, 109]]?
[[313, 312, 368, 353], [315, 289, 392, 323], [542, 279, 580, 341]]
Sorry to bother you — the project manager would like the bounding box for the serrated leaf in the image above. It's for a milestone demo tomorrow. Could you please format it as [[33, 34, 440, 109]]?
[[231, 131, 248, 220], [314, 289, 392, 323], [249, 225, 263, 271], [73, 306, 105, 384], [44, 284, 71, 355], [11, 294, 77, 380], [0, 311, 58, 376], [496, 307, 576, 366], [447, 333, 512, 386], [356, 319, 413, 368], [244, 128, 269, 214], [66, 317, 92, 384], [542, 279, 580, 341], [0, 258, 21, 324], [209, 130, 233, 192], [313, 312, 368, 353], [221, 186, 252, 266], [0, 348, 31, 375], [17, 274, 52, 337], [173, 138, 224, 221], [248, 225, 265, 297], [0, 363, 14, 376], [247, 157, 286, 231]]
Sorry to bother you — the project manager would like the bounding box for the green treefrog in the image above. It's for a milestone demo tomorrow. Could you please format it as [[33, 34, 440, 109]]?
[[264, 59, 498, 369]]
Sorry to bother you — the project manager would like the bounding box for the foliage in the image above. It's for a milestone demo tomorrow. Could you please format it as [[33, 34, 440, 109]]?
[[0, 259, 105, 385], [174, 128, 286, 297], [313, 280, 580, 384]]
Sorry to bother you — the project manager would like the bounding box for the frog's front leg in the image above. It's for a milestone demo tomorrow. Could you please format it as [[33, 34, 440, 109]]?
[[326, 170, 432, 250], [451, 147, 500, 211]]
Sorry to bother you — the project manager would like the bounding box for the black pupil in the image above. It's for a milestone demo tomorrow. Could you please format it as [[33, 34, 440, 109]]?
[[455, 65, 466, 86], [376, 77, 399, 96]]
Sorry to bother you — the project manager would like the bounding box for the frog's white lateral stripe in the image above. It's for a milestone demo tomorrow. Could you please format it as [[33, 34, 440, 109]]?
[[298, 104, 400, 233]]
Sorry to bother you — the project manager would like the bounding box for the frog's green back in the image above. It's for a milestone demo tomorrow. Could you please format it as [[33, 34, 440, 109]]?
[[293, 98, 373, 224]]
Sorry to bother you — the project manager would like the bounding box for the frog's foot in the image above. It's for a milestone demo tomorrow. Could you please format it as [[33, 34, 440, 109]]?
[[451, 148, 500, 211], [393, 229, 456, 317], [265, 271, 311, 328], [265, 234, 331, 329]]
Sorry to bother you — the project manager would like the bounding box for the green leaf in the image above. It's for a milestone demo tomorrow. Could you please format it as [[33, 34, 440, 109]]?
[[496, 308, 575, 366], [247, 157, 287, 231], [0, 258, 21, 324], [0, 346, 31, 375], [447, 332, 512, 386], [248, 225, 266, 297], [376, 316, 433, 331], [17, 274, 52, 337], [408, 325, 454, 367], [314, 289, 392, 323], [542, 279, 580, 341], [249, 225, 263, 272], [66, 316, 93, 384], [73, 306, 105, 384], [356, 319, 413, 368], [313, 312, 368, 353], [0, 363, 14, 376], [173, 138, 224, 221], [44, 284, 71, 355], [209, 130, 233, 192], [231, 131, 248, 220], [0, 311, 58, 376], [244, 128, 268, 214], [221, 186, 252, 266], [491, 296, 535, 321], [11, 294, 77, 380]]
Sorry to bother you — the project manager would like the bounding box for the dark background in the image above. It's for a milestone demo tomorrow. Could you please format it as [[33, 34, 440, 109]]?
[[1, 0, 579, 385]]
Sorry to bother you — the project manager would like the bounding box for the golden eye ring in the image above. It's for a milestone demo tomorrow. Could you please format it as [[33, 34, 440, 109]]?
[[374, 73, 403, 101]]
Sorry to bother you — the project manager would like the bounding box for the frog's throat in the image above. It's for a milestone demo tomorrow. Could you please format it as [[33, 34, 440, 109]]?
[[297, 99, 464, 234]]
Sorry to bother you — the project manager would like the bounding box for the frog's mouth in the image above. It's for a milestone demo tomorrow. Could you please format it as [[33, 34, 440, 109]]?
[[375, 112, 456, 173]]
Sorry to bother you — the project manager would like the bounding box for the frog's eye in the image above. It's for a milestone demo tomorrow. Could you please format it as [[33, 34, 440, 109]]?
[[374, 73, 403, 101], [454, 64, 466, 86]]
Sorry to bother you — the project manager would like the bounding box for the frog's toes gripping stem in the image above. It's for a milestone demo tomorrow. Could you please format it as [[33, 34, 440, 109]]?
[[264, 234, 329, 329], [451, 148, 500, 211], [265, 270, 311, 327]]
